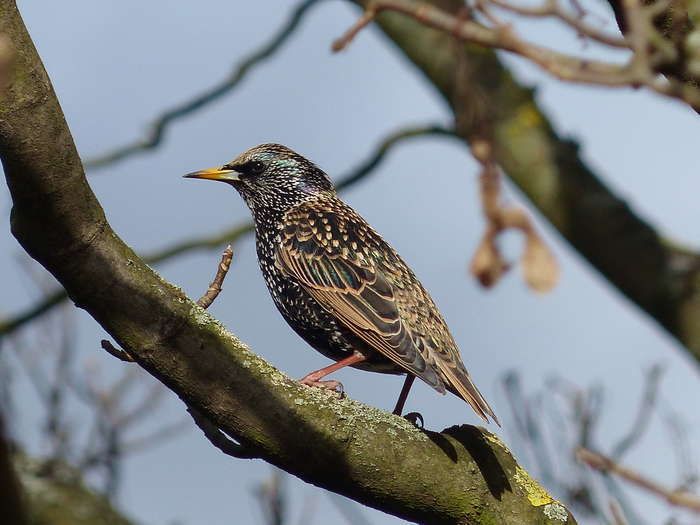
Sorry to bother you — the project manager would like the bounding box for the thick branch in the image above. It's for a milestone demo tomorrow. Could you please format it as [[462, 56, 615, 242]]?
[[354, 0, 700, 366], [0, 2, 574, 523]]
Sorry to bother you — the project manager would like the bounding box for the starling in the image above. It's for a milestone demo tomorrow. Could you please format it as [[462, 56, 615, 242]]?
[[185, 144, 498, 424]]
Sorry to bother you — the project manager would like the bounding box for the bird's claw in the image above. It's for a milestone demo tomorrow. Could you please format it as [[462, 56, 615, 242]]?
[[403, 411, 424, 428], [299, 378, 345, 398]]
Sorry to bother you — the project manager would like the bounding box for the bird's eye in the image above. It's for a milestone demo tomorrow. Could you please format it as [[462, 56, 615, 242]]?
[[229, 160, 265, 177], [248, 161, 265, 175]]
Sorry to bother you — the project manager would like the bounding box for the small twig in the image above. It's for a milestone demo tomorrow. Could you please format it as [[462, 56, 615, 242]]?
[[577, 448, 700, 513], [187, 406, 257, 459], [608, 499, 629, 525], [332, 5, 378, 51], [197, 245, 234, 309], [486, 0, 627, 48], [335, 124, 456, 191], [333, 0, 700, 109], [610, 363, 663, 459], [255, 470, 287, 525], [663, 407, 698, 493]]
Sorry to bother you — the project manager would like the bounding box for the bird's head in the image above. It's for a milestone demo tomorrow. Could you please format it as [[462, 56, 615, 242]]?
[[184, 144, 335, 214]]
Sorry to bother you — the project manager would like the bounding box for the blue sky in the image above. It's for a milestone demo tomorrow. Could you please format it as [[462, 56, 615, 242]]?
[[2, 1, 698, 523]]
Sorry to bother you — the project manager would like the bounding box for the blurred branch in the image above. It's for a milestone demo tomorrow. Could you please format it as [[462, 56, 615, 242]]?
[[358, 0, 700, 367], [255, 471, 286, 525], [84, 0, 323, 170], [13, 453, 137, 525], [608, 499, 629, 525], [502, 371, 679, 523], [0, 123, 452, 338], [610, 364, 664, 460], [577, 448, 700, 513], [335, 124, 455, 191], [662, 407, 698, 493], [4, 316, 185, 498], [337, 0, 700, 109]]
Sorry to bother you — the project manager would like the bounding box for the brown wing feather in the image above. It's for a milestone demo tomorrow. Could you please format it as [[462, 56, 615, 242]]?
[[276, 198, 498, 424], [276, 229, 445, 392]]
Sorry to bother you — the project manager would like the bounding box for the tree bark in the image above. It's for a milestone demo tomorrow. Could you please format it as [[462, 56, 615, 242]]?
[[0, 2, 574, 524], [354, 0, 700, 366]]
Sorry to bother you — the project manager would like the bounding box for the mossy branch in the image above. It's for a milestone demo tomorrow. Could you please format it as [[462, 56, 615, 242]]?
[[0, 1, 575, 523]]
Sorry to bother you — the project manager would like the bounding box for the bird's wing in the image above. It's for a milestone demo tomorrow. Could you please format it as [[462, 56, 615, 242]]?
[[275, 201, 446, 393], [276, 199, 499, 424]]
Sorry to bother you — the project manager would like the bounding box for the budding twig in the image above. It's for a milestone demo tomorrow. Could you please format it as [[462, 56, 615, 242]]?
[[197, 245, 234, 309]]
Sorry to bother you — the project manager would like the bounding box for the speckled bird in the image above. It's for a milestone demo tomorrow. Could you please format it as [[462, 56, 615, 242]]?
[[185, 144, 498, 424]]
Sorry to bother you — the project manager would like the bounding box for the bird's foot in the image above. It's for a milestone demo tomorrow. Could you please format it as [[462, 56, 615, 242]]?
[[298, 377, 345, 397], [403, 411, 424, 429]]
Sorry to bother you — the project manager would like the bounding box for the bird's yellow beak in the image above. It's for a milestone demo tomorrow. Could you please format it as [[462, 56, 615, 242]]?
[[183, 167, 240, 182]]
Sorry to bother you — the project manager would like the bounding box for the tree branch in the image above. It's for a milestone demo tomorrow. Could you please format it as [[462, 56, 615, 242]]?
[[0, 1, 574, 523], [352, 0, 700, 367], [337, 0, 700, 109]]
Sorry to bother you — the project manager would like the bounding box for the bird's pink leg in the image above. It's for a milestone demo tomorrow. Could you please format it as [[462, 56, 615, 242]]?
[[299, 353, 366, 393]]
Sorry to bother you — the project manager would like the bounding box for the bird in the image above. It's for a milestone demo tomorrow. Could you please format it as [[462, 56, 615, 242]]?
[[184, 144, 498, 424]]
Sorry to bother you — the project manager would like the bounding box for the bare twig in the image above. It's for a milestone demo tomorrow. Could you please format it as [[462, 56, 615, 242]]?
[[197, 246, 234, 309], [84, 0, 322, 170], [334, 0, 700, 109], [608, 499, 629, 525], [663, 408, 698, 493], [577, 448, 700, 513], [335, 124, 456, 191], [610, 363, 664, 460], [486, 0, 627, 48], [332, 4, 378, 51], [101, 245, 233, 362], [255, 470, 287, 525]]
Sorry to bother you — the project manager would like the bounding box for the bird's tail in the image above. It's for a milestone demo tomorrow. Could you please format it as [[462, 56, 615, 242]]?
[[445, 369, 500, 426]]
